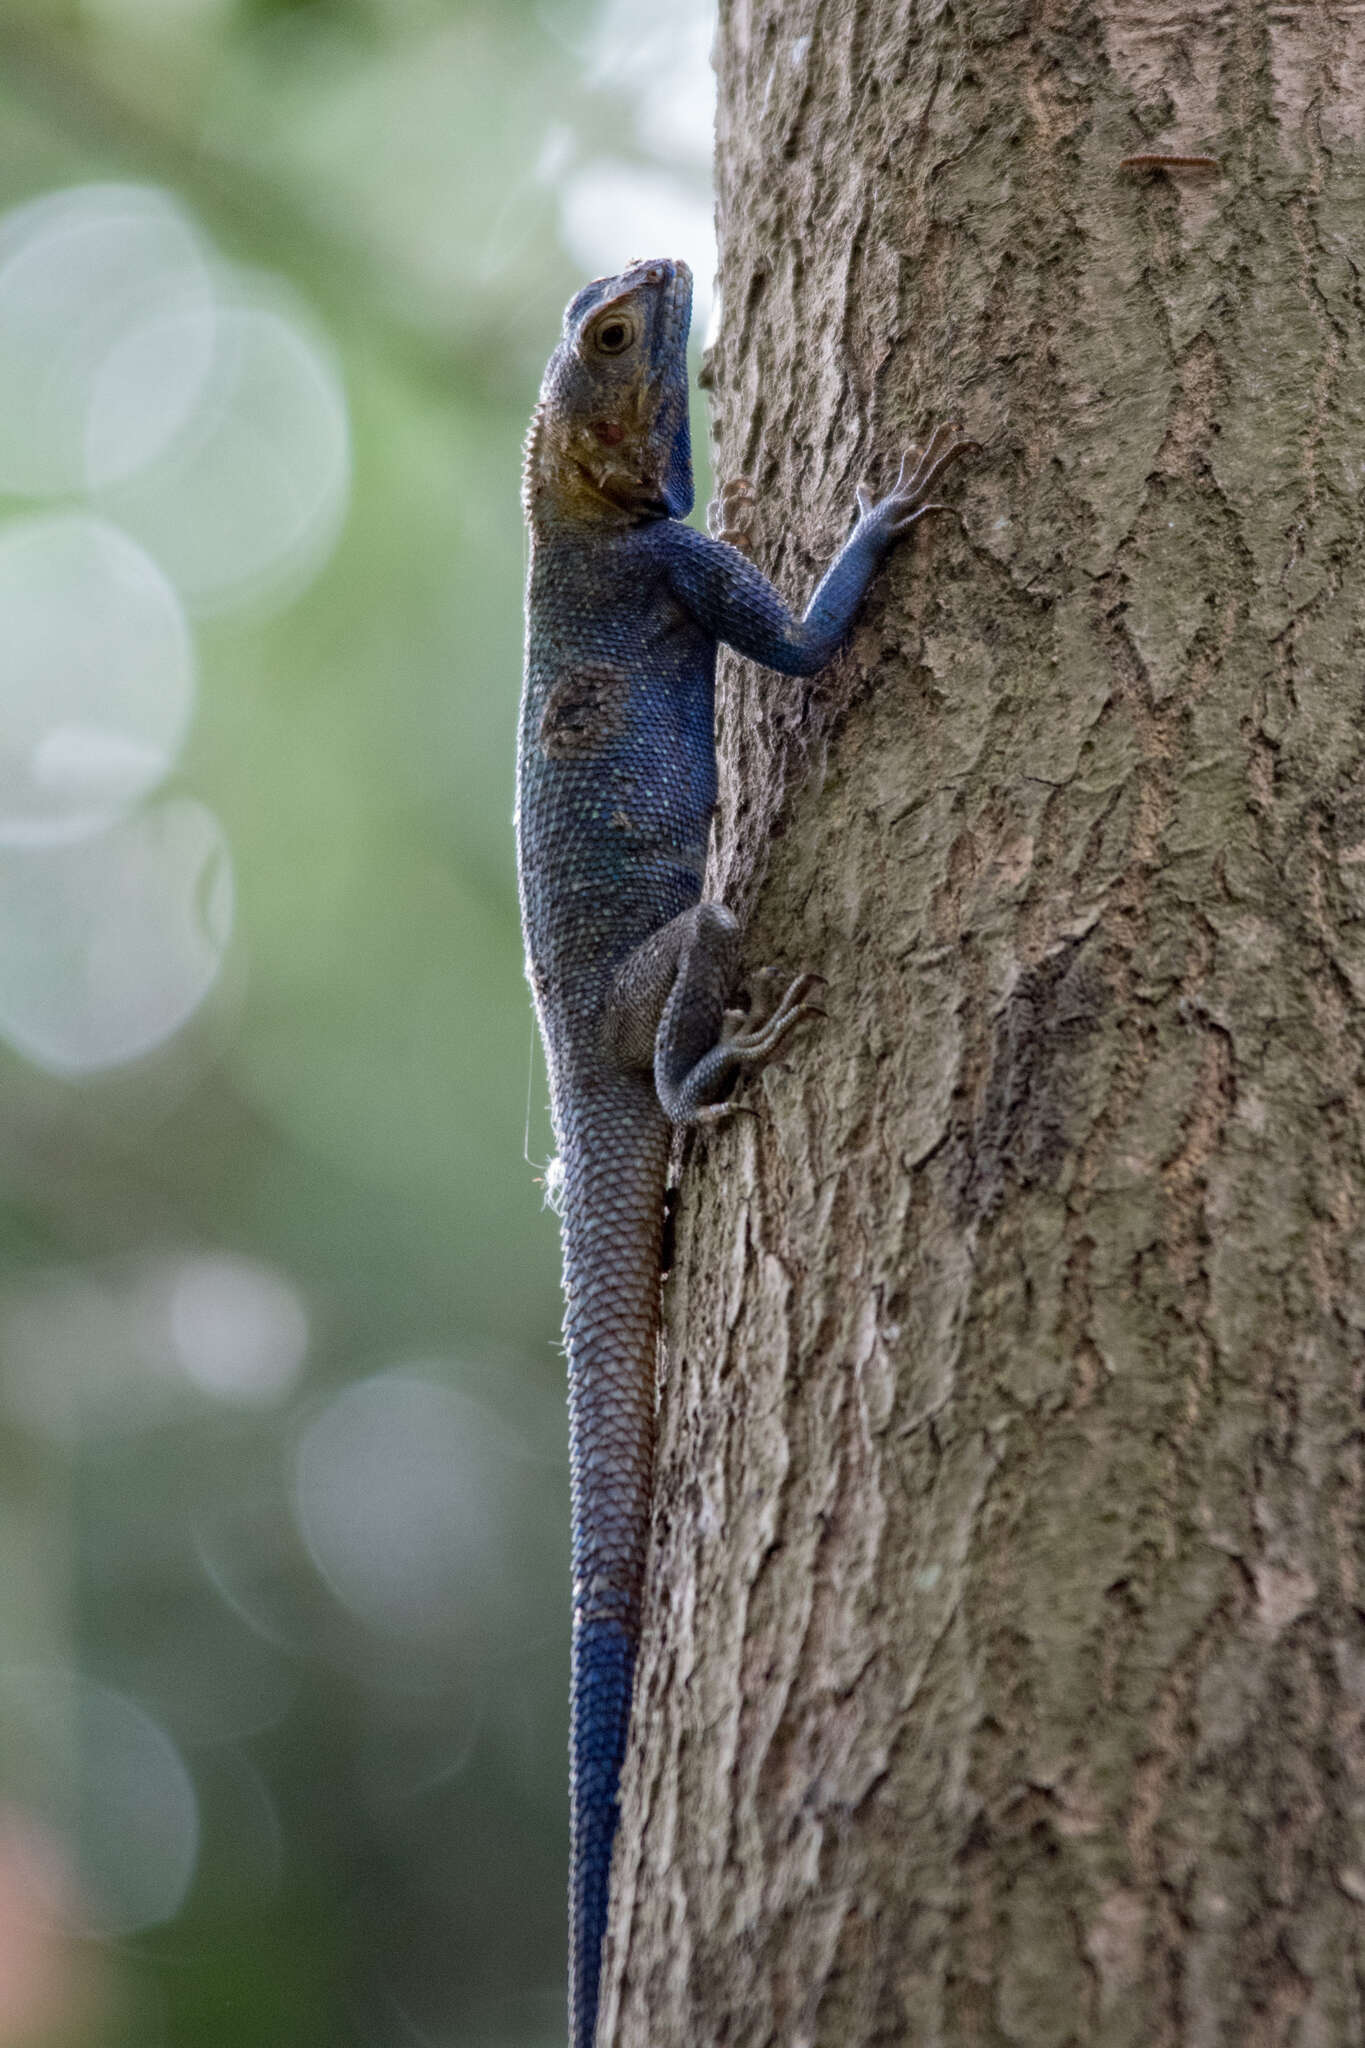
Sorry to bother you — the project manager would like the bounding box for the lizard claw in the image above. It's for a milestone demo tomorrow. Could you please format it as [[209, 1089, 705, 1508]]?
[[898, 422, 977, 498], [740, 966, 825, 1034], [855, 421, 976, 540], [886, 500, 959, 536], [722, 973, 825, 1065], [692, 1098, 759, 1127], [708, 475, 759, 554]]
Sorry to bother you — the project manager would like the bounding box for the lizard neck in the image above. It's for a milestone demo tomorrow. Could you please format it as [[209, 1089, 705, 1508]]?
[[522, 396, 675, 535]]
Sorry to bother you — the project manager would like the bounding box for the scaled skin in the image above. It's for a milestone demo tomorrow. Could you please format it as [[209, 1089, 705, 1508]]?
[[516, 257, 970, 2048]]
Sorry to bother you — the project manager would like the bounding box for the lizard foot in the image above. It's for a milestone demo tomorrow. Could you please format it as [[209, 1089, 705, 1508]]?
[[707, 475, 758, 556], [856, 420, 980, 537], [720, 970, 826, 1065], [675, 972, 825, 1126], [727, 965, 827, 1038]]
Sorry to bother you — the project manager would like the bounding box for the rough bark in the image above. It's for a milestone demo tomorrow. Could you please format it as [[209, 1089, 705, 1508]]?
[[602, 3, 1365, 2043]]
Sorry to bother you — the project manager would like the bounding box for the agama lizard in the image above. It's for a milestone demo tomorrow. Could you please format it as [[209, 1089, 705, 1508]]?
[[516, 256, 971, 2048]]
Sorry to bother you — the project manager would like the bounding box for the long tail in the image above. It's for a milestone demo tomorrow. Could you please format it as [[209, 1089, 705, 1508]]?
[[558, 1074, 671, 2048]]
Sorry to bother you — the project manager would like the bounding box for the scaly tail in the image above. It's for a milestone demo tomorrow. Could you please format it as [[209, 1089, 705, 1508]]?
[[557, 1071, 672, 2048]]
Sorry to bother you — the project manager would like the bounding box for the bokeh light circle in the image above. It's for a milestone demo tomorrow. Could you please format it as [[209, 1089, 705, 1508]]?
[[98, 294, 352, 615], [0, 796, 233, 1075], [0, 1670, 198, 1937], [0, 513, 194, 847], [0, 184, 214, 498], [295, 1373, 498, 1643], [170, 1254, 309, 1406]]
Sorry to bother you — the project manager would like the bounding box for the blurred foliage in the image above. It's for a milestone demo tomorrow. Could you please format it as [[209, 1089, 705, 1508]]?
[[0, 0, 714, 2041]]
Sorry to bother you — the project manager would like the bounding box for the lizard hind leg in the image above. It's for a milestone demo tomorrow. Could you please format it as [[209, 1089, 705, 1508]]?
[[677, 968, 824, 1125], [608, 901, 821, 1127]]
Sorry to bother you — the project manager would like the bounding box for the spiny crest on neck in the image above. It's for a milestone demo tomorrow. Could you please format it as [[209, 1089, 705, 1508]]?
[[521, 396, 549, 525]]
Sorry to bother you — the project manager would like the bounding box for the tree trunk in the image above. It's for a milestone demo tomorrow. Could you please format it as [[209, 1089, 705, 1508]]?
[[602, 2, 1365, 2042]]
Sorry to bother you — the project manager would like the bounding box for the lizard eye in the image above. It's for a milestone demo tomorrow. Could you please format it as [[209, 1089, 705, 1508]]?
[[593, 316, 635, 355]]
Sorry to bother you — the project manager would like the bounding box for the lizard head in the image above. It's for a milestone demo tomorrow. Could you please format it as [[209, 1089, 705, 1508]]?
[[523, 257, 694, 529]]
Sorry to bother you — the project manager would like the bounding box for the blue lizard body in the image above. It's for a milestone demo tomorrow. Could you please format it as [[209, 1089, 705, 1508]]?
[[516, 257, 970, 2048]]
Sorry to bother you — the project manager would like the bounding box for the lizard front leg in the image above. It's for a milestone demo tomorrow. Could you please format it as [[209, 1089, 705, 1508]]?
[[658, 421, 977, 676], [606, 903, 823, 1125]]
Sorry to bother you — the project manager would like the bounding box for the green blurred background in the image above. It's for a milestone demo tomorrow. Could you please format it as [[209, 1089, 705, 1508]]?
[[0, 2, 714, 2040]]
